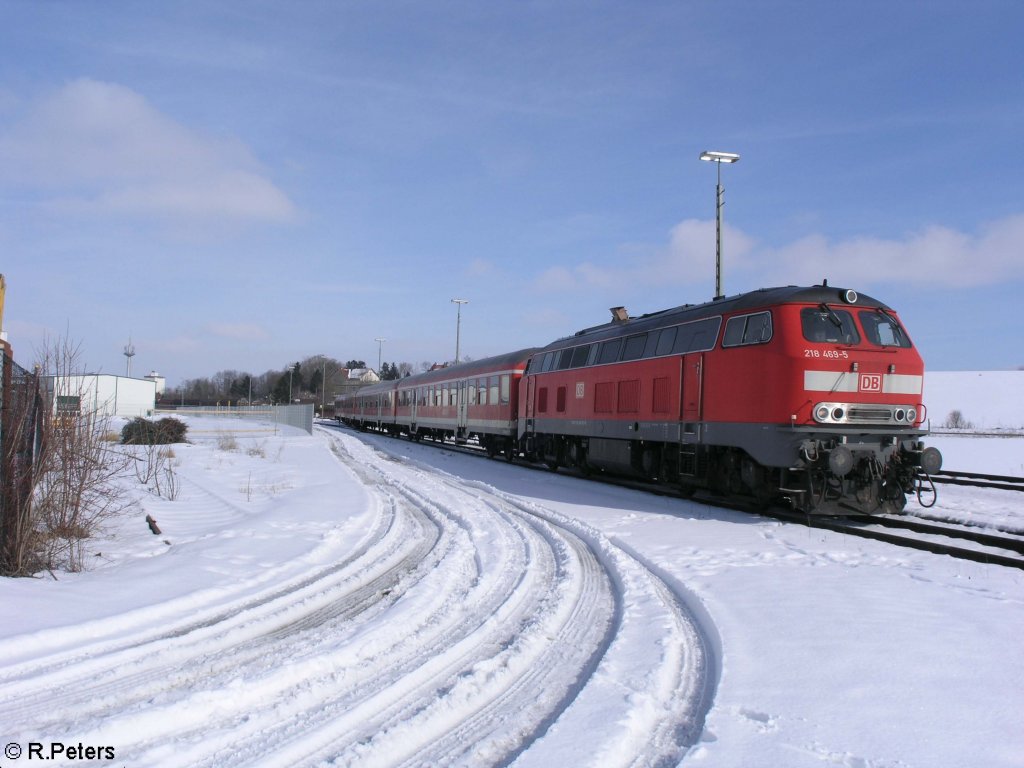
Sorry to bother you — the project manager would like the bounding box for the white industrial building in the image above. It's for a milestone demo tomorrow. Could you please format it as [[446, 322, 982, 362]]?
[[44, 374, 157, 419]]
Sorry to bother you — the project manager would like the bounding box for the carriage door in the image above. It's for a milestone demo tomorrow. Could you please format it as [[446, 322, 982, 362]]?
[[456, 379, 469, 439], [681, 353, 704, 426]]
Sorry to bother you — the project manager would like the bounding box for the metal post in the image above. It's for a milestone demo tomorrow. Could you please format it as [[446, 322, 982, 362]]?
[[715, 161, 723, 300], [451, 299, 468, 363], [699, 151, 740, 300], [375, 337, 386, 378]]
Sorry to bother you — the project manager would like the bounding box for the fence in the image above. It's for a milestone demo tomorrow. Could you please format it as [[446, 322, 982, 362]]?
[[156, 403, 315, 435], [0, 351, 45, 574]]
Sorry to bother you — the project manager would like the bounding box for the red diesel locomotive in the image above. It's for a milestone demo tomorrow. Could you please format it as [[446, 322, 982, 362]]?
[[337, 283, 942, 514]]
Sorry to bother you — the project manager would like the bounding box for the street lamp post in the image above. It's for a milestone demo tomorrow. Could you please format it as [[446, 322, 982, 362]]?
[[450, 299, 468, 363], [375, 337, 386, 377], [699, 150, 740, 300]]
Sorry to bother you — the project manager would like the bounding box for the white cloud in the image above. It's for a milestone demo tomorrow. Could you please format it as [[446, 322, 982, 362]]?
[[530, 213, 1024, 293], [530, 218, 754, 293], [767, 214, 1024, 288], [0, 79, 297, 223]]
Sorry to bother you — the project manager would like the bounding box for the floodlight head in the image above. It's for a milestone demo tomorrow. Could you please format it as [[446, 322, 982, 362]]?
[[699, 150, 740, 163]]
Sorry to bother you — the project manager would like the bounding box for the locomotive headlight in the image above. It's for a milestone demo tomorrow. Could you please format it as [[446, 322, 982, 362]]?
[[815, 405, 830, 422], [831, 407, 845, 421], [894, 408, 906, 423], [907, 407, 918, 423]]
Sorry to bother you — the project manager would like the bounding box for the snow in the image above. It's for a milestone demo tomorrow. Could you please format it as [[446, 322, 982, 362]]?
[[1, 370, 1022, 767]]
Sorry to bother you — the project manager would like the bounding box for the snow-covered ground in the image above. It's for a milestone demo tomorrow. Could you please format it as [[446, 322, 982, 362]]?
[[1, 371, 1021, 767]]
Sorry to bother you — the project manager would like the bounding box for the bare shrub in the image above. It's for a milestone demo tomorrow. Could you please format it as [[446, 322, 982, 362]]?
[[130, 441, 181, 501], [216, 433, 239, 451], [31, 336, 132, 572]]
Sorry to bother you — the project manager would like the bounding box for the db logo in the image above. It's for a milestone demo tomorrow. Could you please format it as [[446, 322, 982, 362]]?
[[859, 374, 883, 393]]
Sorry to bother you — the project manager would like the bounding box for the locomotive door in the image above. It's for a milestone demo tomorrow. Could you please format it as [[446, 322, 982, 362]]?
[[681, 353, 703, 424], [523, 374, 536, 438]]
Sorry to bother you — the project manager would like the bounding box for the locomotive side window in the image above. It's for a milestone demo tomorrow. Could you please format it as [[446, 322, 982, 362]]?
[[621, 333, 648, 361], [597, 338, 622, 364], [656, 327, 677, 356], [672, 316, 723, 353], [688, 317, 723, 351], [859, 310, 912, 348], [570, 344, 592, 368], [643, 330, 661, 358], [556, 348, 574, 369], [801, 307, 859, 344], [542, 352, 557, 372], [723, 311, 773, 347]]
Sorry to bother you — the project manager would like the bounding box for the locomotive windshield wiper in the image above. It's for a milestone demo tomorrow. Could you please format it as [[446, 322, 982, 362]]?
[[819, 303, 845, 330], [874, 307, 906, 345]]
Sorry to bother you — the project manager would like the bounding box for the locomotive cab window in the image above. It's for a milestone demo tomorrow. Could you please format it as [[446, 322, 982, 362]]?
[[801, 307, 860, 345], [859, 310, 912, 348], [723, 311, 773, 347]]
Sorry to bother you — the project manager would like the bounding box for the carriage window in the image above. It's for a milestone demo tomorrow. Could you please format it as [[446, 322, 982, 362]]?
[[723, 311, 773, 347], [859, 310, 912, 348], [570, 344, 592, 368], [801, 307, 859, 345], [597, 338, 622, 364], [489, 375, 499, 404], [620, 333, 648, 361], [501, 374, 511, 403]]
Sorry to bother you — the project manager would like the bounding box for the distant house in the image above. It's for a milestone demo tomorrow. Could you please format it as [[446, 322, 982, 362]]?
[[334, 367, 381, 398], [42, 374, 156, 419]]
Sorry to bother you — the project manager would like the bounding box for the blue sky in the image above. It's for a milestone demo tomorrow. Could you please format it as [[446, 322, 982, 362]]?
[[1, 1, 1022, 384]]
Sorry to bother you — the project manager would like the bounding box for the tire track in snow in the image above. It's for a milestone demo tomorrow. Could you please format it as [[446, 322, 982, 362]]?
[[0, 430, 713, 767]]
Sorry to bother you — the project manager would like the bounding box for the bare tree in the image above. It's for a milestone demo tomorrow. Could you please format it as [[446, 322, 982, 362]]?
[[30, 335, 132, 572]]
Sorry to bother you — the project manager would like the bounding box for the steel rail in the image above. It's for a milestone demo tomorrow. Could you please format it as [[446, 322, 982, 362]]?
[[321, 423, 1024, 570]]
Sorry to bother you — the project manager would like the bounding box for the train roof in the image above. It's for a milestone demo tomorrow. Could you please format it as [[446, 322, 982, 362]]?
[[338, 347, 541, 398], [542, 284, 894, 352], [400, 347, 540, 387]]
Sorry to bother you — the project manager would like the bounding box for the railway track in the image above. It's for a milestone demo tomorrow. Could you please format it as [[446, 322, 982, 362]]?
[[321, 422, 1024, 571], [764, 509, 1024, 571], [930, 469, 1024, 493]]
